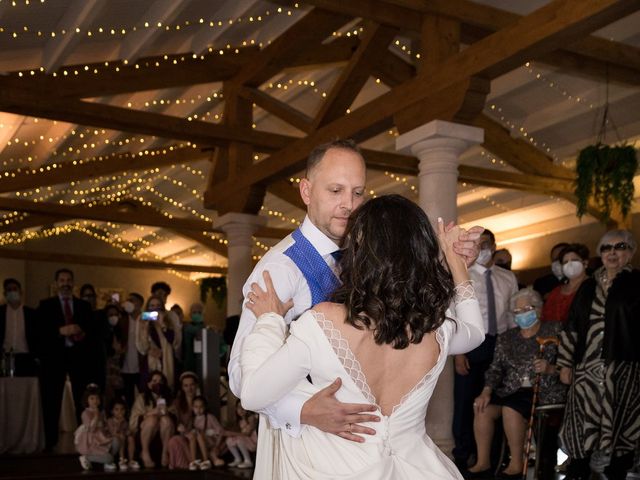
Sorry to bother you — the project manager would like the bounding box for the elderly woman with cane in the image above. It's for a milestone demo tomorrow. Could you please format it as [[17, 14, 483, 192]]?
[[465, 288, 566, 479], [558, 229, 640, 480]]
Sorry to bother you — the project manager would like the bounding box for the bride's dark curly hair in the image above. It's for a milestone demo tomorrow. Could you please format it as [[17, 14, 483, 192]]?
[[332, 194, 454, 349]]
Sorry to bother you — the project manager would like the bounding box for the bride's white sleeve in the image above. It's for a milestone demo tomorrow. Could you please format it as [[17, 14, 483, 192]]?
[[240, 312, 312, 412], [447, 281, 485, 355]]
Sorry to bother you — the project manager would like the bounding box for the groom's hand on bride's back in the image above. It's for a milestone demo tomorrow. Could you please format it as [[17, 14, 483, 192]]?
[[300, 377, 380, 443]]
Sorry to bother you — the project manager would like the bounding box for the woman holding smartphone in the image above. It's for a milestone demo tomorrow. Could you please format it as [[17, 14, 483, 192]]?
[[136, 296, 176, 389]]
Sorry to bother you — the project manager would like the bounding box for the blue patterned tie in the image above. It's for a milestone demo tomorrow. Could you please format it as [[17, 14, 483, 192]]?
[[284, 229, 341, 305]]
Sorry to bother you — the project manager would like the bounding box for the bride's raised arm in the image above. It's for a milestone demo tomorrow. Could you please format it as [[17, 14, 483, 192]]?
[[437, 219, 485, 355]]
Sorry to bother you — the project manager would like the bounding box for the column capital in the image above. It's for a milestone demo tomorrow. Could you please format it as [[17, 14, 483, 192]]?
[[396, 119, 484, 159], [214, 212, 267, 248]]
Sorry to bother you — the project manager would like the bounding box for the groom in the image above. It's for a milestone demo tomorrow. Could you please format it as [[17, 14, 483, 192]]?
[[228, 139, 481, 457]]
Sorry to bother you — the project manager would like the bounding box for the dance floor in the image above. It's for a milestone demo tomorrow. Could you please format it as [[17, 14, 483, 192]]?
[[0, 434, 253, 480], [0, 453, 253, 480]]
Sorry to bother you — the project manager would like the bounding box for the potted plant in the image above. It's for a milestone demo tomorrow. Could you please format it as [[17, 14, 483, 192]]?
[[199, 276, 227, 308], [575, 143, 637, 223]]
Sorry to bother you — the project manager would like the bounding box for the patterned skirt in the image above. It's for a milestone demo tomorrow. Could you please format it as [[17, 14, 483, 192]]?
[[560, 358, 640, 459]]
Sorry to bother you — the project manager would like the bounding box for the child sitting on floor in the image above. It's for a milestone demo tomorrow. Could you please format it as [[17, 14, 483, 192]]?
[[74, 384, 118, 471], [106, 398, 139, 471], [226, 403, 258, 469], [188, 395, 229, 470]]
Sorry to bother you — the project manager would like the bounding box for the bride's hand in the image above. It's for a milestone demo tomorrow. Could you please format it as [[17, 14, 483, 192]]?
[[437, 218, 462, 261], [246, 270, 294, 318], [437, 219, 483, 267]]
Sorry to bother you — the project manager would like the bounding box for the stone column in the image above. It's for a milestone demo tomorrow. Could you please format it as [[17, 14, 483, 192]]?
[[396, 119, 483, 457], [214, 212, 267, 317]]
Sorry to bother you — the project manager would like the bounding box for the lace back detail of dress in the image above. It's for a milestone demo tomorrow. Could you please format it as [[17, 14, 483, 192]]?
[[313, 312, 377, 406], [391, 328, 445, 414]]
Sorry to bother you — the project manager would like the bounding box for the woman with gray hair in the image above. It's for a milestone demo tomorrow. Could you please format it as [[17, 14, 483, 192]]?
[[465, 287, 565, 479], [558, 229, 640, 480]]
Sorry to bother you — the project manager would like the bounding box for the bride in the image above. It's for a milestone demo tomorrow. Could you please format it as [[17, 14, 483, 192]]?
[[241, 194, 484, 479]]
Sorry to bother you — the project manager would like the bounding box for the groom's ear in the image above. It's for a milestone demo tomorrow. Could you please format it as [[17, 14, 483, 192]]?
[[299, 178, 312, 206]]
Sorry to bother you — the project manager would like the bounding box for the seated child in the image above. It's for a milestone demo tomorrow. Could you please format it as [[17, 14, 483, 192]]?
[[74, 384, 118, 471], [106, 398, 140, 471], [226, 404, 258, 469], [188, 395, 230, 470]]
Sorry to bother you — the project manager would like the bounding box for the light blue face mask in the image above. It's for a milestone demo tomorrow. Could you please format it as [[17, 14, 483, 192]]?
[[191, 313, 203, 324], [514, 309, 539, 329]]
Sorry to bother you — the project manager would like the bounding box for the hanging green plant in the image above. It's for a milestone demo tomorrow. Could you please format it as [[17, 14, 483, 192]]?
[[575, 143, 637, 222], [199, 276, 227, 308]]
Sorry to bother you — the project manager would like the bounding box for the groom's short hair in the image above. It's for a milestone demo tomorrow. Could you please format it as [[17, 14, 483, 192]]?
[[306, 139, 362, 178]]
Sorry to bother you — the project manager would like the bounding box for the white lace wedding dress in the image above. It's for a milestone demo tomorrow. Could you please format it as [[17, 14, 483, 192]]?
[[240, 296, 484, 479]]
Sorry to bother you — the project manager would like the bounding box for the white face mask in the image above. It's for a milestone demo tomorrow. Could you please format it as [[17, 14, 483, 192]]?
[[108, 315, 119, 326], [123, 301, 135, 314], [551, 260, 564, 280], [476, 248, 493, 266], [562, 260, 584, 279]]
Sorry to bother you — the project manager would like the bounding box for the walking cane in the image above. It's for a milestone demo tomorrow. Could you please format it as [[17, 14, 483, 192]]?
[[522, 336, 560, 479]]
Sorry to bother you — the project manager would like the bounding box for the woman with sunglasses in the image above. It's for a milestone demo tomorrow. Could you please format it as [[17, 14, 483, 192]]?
[[557, 229, 640, 480]]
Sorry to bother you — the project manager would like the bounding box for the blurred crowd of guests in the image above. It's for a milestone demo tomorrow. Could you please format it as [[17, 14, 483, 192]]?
[[0, 273, 238, 464]]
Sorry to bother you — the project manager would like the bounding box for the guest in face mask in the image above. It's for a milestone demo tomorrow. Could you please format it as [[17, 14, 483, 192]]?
[[103, 304, 126, 407], [129, 370, 174, 468], [557, 230, 640, 480], [454, 230, 520, 471], [182, 303, 206, 374], [120, 293, 144, 409], [541, 244, 590, 324], [533, 243, 570, 301], [1, 278, 39, 376], [467, 288, 566, 479]]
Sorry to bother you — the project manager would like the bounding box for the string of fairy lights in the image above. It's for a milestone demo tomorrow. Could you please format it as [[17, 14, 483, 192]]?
[[1, 4, 300, 41], [2, 8, 634, 272]]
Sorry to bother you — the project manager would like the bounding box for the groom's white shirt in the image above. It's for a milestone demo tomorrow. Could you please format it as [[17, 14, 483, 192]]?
[[228, 215, 340, 437]]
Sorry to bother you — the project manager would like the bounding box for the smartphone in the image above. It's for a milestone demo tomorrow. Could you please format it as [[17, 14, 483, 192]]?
[[111, 292, 120, 303], [141, 311, 159, 321]]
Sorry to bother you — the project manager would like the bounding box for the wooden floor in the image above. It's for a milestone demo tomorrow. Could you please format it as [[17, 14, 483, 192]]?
[[0, 433, 253, 480], [0, 453, 254, 480]]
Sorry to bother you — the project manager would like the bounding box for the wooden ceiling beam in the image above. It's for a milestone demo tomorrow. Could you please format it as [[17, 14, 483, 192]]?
[[0, 38, 362, 101], [206, 0, 635, 206], [312, 21, 398, 129], [0, 196, 210, 232], [0, 214, 58, 234], [230, 9, 352, 88], [0, 247, 225, 274], [0, 48, 258, 99], [371, 51, 416, 88], [238, 87, 313, 134], [473, 114, 575, 179], [0, 196, 290, 242], [0, 86, 296, 152], [267, 180, 307, 211], [310, 0, 640, 84], [0, 145, 209, 194], [457, 165, 574, 195]]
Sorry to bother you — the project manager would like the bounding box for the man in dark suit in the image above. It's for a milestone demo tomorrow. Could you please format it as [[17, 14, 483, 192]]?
[[0, 278, 40, 376], [37, 268, 94, 450]]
